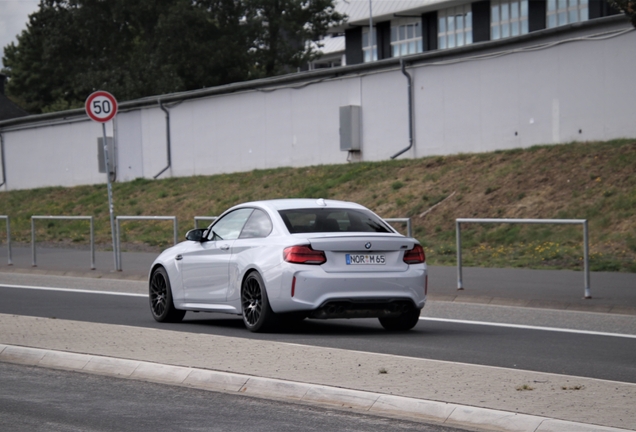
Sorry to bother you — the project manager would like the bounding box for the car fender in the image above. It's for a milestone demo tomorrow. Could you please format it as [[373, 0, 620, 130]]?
[[227, 237, 288, 302], [149, 242, 193, 305]]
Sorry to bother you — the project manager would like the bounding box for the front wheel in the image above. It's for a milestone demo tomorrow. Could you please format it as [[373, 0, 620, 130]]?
[[378, 308, 421, 331], [149, 267, 186, 323], [241, 272, 275, 332]]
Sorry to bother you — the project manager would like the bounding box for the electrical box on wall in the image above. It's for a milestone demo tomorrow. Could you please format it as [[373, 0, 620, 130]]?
[[339, 105, 361, 152], [97, 137, 116, 180]]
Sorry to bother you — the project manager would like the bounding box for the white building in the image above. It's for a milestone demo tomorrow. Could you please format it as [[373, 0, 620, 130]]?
[[0, 1, 634, 191]]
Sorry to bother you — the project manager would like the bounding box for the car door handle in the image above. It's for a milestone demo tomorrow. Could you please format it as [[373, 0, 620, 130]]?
[[175, 254, 183, 260], [220, 244, 230, 251]]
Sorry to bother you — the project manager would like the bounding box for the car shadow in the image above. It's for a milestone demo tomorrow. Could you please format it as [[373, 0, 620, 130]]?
[[180, 314, 435, 337]]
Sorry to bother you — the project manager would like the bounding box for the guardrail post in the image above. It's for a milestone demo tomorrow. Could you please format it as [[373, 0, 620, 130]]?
[[116, 217, 122, 271], [583, 220, 591, 299], [173, 217, 178, 246], [6, 217, 11, 266], [90, 216, 95, 270], [0, 216, 11, 266], [456, 220, 463, 290], [31, 217, 36, 267]]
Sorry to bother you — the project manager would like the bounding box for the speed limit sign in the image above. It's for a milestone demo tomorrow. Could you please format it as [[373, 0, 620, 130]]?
[[87, 90, 119, 271], [85, 91, 118, 123]]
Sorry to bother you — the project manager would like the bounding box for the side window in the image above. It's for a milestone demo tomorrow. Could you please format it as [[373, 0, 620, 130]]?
[[239, 209, 273, 239], [207, 208, 253, 241]]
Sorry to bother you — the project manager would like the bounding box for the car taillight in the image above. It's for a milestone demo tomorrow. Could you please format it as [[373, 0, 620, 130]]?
[[403, 244, 425, 264], [284, 245, 327, 265]]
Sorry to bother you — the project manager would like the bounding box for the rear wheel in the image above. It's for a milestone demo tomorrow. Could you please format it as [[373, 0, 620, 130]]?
[[241, 271, 275, 332], [149, 267, 186, 323], [378, 308, 421, 331]]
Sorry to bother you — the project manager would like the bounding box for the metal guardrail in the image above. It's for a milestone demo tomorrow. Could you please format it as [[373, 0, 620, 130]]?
[[385, 217, 412, 238], [194, 216, 218, 229], [31, 216, 95, 269], [116, 216, 178, 271], [0, 215, 12, 265], [456, 218, 590, 299]]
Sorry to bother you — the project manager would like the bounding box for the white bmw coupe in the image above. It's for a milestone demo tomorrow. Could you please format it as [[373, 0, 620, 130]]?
[[149, 198, 427, 332]]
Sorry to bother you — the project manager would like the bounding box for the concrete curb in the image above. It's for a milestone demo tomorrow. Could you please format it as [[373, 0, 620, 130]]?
[[1, 344, 632, 432]]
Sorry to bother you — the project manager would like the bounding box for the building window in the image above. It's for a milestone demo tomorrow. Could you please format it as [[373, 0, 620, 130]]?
[[362, 28, 377, 62], [547, 0, 589, 28], [491, 0, 528, 40], [309, 59, 343, 70], [438, 5, 473, 50], [391, 20, 423, 56]]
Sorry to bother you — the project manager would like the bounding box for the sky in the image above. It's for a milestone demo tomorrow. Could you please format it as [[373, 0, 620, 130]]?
[[0, 0, 40, 68]]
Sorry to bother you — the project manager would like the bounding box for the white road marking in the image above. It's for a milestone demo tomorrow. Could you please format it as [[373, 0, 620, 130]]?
[[420, 317, 636, 339], [0, 284, 147, 298], [2, 283, 635, 339]]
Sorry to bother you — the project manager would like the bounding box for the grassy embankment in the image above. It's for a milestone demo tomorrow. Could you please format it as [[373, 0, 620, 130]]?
[[0, 139, 634, 272]]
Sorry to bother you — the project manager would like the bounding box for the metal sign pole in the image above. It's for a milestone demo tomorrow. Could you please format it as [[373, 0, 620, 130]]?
[[103, 123, 118, 271]]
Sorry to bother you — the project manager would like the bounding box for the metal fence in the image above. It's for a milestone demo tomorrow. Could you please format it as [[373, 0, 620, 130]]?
[[194, 216, 218, 229], [31, 216, 95, 269], [455, 218, 591, 299], [385, 218, 413, 238], [0, 215, 12, 265], [115, 216, 178, 271]]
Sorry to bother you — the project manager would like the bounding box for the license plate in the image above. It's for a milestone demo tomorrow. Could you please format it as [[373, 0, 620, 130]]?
[[345, 254, 386, 265]]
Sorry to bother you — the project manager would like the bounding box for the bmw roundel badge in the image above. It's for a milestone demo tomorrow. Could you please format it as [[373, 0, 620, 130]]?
[[365, 242, 372, 249]]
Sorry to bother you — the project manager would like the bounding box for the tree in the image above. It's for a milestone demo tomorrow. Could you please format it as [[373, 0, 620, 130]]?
[[1, 0, 344, 113], [609, 0, 636, 26], [245, 0, 344, 76]]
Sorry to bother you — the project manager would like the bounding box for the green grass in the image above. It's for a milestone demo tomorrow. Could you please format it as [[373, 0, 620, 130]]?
[[0, 139, 635, 271]]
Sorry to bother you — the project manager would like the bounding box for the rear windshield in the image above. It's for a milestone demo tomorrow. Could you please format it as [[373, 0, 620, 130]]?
[[279, 208, 392, 234]]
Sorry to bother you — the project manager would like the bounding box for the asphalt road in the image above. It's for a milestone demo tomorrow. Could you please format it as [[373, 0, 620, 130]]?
[[2, 286, 636, 384], [4, 245, 636, 310], [0, 362, 472, 432]]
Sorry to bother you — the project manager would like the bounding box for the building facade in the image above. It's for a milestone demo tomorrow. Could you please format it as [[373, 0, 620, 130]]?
[[334, 0, 621, 64], [0, 3, 634, 192]]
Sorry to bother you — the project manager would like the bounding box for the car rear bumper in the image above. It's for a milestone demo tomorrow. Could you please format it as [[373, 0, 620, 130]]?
[[308, 298, 419, 319], [268, 265, 427, 313]]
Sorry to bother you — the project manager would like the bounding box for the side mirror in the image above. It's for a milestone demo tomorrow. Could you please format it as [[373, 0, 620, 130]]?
[[185, 228, 206, 242]]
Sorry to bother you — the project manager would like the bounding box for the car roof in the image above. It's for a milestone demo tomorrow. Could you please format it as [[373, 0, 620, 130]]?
[[236, 198, 367, 212]]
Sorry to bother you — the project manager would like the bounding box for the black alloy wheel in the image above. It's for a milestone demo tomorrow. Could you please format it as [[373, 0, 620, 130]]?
[[241, 272, 275, 332], [149, 267, 186, 323]]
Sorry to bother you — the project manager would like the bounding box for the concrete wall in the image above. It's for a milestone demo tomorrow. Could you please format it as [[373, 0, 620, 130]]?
[[1, 18, 634, 191], [1, 120, 113, 189]]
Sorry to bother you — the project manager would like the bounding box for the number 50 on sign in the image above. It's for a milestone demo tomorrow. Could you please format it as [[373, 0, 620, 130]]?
[[85, 91, 118, 123]]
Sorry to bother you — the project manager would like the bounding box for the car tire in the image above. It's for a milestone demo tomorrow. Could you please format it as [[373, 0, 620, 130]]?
[[149, 267, 186, 323], [241, 271, 275, 332], [378, 308, 421, 331]]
